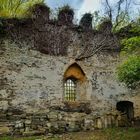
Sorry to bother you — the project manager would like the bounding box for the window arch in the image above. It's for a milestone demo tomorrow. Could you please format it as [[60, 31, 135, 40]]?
[[64, 78, 77, 101], [64, 63, 87, 102]]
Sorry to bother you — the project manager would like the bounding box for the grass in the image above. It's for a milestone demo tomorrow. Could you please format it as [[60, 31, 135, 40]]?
[[0, 127, 140, 140]]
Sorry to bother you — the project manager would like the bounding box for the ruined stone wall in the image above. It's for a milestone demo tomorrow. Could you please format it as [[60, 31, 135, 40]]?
[[0, 5, 140, 135], [0, 38, 140, 135], [0, 39, 126, 113]]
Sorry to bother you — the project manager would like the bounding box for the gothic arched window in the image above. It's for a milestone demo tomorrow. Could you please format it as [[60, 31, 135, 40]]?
[[64, 78, 76, 101]]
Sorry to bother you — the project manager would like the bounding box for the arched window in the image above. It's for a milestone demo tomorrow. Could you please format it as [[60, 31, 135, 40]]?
[[64, 63, 87, 101], [64, 78, 76, 101]]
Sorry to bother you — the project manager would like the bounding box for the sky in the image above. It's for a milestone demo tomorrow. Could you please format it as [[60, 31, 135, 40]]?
[[45, 0, 140, 20], [45, 0, 102, 19]]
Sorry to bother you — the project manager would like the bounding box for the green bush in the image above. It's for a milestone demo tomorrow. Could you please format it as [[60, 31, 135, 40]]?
[[116, 19, 140, 38], [58, 5, 74, 17], [117, 56, 140, 88], [121, 36, 140, 54], [79, 13, 92, 28]]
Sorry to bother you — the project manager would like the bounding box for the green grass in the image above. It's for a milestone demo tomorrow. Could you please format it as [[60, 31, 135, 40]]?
[[0, 127, 140, 140]]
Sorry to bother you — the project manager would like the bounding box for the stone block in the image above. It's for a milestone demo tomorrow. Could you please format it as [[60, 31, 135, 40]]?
[[15, 121, 24, 129], [0, 101, 8, 110], [20, 128, 25, 133], [84, 118, 94, 130], [95, 118, 103, 129], [67, 122, 81, 132], [23, 130, 44, 136], [0, 126, 10, 135], [47, 111, 58, 121], [25, 120, 31, 125]]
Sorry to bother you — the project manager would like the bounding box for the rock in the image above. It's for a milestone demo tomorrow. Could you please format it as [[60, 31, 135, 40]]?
[[20, 128, 25, 133], [84, 118, 94, 130], [50, 123, 59, 133], [0, 126, 10, 135], [0, 113, 7, 120], [95, 118, 103, 129], [68, 123, 81, 132], [15, 121, 24, 128], [23, 130, 44, 136], [25, 120, 31, 125], [0, 101, 8, 110], [47, 111, 58, 121], [25, 126, 30, 132]]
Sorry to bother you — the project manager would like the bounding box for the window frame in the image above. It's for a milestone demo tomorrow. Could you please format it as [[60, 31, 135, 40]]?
[[64, 77, 77, 101]]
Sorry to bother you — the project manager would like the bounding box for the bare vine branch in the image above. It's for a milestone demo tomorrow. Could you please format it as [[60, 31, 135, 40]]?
[[102, 0, 133, 31]]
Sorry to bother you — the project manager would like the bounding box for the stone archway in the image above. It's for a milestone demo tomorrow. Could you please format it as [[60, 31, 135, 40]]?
[[64, 63, 87, 102]]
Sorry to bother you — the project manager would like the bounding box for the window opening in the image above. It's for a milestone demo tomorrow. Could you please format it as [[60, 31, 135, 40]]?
[[64, 78, 76, 101]]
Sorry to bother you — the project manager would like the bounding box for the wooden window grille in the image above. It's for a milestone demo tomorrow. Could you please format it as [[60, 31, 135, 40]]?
[[64, 78, 76, 101]]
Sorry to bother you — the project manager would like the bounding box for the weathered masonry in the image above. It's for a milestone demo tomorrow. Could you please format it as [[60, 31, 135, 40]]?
[[0, 4, 140, 136]]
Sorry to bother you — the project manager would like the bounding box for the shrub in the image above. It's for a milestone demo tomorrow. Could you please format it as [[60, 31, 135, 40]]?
[[79, 13, 92, 29], [117, 56, 140, 88], [58, 5, 74, 25], [121, 36, 140, 54]]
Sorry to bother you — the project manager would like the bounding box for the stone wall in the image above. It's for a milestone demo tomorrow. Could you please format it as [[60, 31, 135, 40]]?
[[0, 39, 140, 136], [0, 108, 121, 136], [0, 5, 140, 135], [0, 40, 125, 113]]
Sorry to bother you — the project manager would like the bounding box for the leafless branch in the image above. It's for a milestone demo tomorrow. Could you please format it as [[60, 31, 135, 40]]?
[[104, 0, 113, 21], [76, 31, 118, 60], [133, 1, 140, 5], [102, 0, 133, 31]]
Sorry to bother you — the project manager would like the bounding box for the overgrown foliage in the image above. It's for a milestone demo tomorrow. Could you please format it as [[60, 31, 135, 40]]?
[[0, 0, 44, 18], [117, 18, 140, 88], [58, 5, 74, 25], [116, 21, 140, 38], [121, 36, 140, 54], [98, 18, 112, 32], [117, 56, 140, 88], [79, 13, 92, 29]]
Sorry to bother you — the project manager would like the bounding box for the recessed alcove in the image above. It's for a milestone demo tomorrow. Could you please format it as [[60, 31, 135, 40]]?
[[116, 101, 134, 120], [64, 63, 87, 102]]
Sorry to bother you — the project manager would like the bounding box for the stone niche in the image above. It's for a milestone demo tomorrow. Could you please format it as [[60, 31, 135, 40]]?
[[64, 63, 88, 101], [62, 63, 91, 113]]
